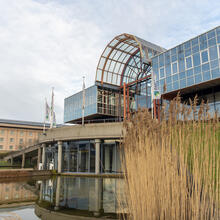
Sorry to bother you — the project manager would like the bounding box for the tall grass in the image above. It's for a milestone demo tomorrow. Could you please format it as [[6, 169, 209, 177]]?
[[121, 96, 219, 220]]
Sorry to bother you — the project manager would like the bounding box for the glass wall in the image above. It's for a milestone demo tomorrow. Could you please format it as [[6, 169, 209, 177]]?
[[64, 85, 97, 123], [152, 26, 220, 94]]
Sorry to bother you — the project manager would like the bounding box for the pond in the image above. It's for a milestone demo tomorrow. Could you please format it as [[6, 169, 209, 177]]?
[[0, 176, 126, 220]]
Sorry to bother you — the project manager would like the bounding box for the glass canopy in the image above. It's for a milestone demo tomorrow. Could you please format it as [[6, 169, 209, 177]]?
[[96, 33, 166, 87]]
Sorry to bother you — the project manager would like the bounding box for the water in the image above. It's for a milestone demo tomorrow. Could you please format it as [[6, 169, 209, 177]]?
[[0, 176, 125, 219]]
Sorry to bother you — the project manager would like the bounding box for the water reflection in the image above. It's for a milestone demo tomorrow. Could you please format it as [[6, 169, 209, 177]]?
[[37, 176, 125, 218], [0, 176, 125, 219]]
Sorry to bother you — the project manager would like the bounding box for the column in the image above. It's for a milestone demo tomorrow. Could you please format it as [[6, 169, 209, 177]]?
[[104, 145, 110, 173], [93, 178, 103, 217], [54, 176, 61, 211], [22, 153, 25, 168], [95, 139, 101, 174], [42, 143, 46, 170], [58, 141, 62, 173], [37, 146, 41, 170]]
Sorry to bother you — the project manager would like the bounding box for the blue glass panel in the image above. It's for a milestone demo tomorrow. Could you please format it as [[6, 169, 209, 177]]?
[[179, 59, 185, 72], [217, 27, 220, 36], [202, 63, 210, 72], [159, 54, 164, 67], [193, 53, 201, 66], [187, 77, 194, 86], [192, 37, 199, 46], [211, 68, 220, 79], [180, 79, 186, 89], [194, 66, 201, 74], [195, 74, 202, 84], [172, 74, 179, 81], [207, 30, 216, 39], [165, 64, 171, 76], [186, 57, 192, 69], [208, 37, 217, 47], [153, 66, 158, 75], [179, 71, 186, 79], [165, 52, 171, 65], [166, 76, 172, 84], [178, 52, 184, 60], [200, 41, 208, 50], [209, 46, 218, 60], [185, 48, 192, 56], [172, 62, 178, 74], [166, 84, 173, 92], [171, 55, 177, 62], [160, 68, 165, 78], [201, 50, 208, 63], [160, 79, 165, 88], [192, 45, 199, 54], [173, 81, 179, 90], [210, 59, 219, 69], [177, 45, 184, 53], [217, 36, 220, 43], [152, 57, 158, 65], [187, 69, 193, 77], [199, 33, 207, 42], [184, 41, 191, 49], [171, 47, 177, 56], [203, 71, 211, 81]]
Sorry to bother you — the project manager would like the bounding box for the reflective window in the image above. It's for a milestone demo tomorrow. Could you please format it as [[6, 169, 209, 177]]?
[[211, 68, 220, 79], [210, 59, 219, 69], [203, 71, 211, 81], [192, 37, 199, 46], [195, 74, 202, 84], [173, 81, 179, 90], [179, 71, 186, 79], [201, 50, 208, 63], [180, 79, 186, 88], [166, 76, 172, 84], [207, 30, 216, 39], [186, 56, 192, 69], [194, 66, 201, 74], [165, 64, 171, 76], [187, 77, 194, 86], [172, 62, 178, 74], [202, 63, 210, 72], [209, 46, 218, 60], [187, 69, 193, 77], [160, 68, 165, 78], [193, 53, 201, 66], [172, 74, 179, 82], [159, 54, 164, 67], [208, 37, 217, 47]]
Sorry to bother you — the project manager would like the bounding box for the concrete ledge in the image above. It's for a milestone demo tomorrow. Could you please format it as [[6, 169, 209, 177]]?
[[35, 204, 117, 220], [0, 169, 52, 178], [60, 172, 124, 178]]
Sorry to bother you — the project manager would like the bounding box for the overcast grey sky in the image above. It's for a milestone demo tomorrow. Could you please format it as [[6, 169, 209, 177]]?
[[0, 0, 219, 123]]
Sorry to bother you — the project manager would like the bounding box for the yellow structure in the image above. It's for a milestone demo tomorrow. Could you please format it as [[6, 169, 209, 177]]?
[[0, 119, 48, 153]]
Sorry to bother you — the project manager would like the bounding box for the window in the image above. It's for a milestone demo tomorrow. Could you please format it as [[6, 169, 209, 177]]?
[[10, 130, 14, 135], [172, 62, 178, 74], [193, 53, 201, 67], [10, 138, 14, 142], [0, 138, 4, 142], [0, 130, 4, 135], [9, 145, 13, 150], [29, 132, 32, 136], [20, 131, 24, 136], [201, 50, 209, 63], [159, 68, 165, 78], [19, 138, 23, 144], [28, 139, 32, 144], [0, 145, 3, 149], [209, 46, 218, 61], [186, 56, 192, 69]]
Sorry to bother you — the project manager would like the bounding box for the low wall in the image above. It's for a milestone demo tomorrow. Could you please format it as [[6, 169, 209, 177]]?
[[0, 169, 52, 178]]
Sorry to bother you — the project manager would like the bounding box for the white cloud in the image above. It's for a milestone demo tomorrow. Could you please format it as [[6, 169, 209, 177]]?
[[0, 0, 219, 123]]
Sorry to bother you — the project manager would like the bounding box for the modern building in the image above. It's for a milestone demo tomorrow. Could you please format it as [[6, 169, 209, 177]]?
[[5, 26, 220, 175], [0, 119, 49, 153]]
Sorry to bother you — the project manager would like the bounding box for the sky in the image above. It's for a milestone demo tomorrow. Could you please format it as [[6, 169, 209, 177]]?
[[0, 0, 219, 124]]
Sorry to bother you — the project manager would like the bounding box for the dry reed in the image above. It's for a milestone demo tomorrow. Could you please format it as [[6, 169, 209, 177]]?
[[120, 96, 219, 220]]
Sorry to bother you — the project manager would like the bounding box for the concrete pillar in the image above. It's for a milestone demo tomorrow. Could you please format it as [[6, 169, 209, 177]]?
[[42, 143, 46, 170], [22, 153, 25, 168], [105, 146, 110, 173], [112, 144, 116, 172], [95, 139, 101, 174], [54, 176, 61, 210], [37, 146, 41, 170], [58, 141, 62, 173], [93, 178, 103, 217]]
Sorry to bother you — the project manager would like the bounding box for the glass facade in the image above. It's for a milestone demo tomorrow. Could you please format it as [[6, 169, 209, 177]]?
[[45, 140, 121, 173], [64, 85, 97, 123], [152, 26, 220, 94]]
